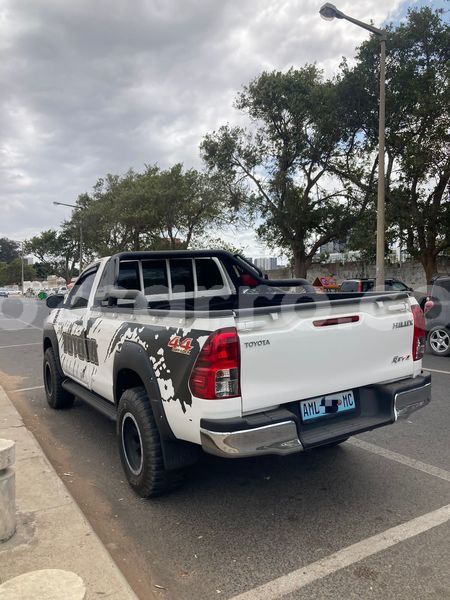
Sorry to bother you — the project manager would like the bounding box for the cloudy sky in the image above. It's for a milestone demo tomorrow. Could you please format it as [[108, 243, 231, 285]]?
[[0, 0, 442, 257]]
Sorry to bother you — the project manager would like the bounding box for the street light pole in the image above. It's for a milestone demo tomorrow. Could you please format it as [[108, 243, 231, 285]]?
[[53, 201, 83, 271], [376, 37, 386, 290], [319, 3, 387, 290], [21, 242, 24, 295]]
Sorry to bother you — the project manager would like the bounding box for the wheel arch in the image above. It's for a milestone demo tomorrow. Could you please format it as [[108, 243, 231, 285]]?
[[113, 341, 200, 469], [43, 324, 65, 377]]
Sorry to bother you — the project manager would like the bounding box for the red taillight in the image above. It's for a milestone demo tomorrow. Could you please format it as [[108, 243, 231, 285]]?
[[357, 282, 363, 292], [411, 304, 426, 361], [241, 274, 259, 287], [189, 328, 240, 399]]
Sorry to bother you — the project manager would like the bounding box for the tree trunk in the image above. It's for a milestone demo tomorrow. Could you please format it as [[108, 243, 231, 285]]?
[[293, 250, 311, 279], [420, 253, 438, 285]]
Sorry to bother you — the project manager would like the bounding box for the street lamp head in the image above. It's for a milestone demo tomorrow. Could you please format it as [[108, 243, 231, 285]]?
[[319, 3, 344, 21]]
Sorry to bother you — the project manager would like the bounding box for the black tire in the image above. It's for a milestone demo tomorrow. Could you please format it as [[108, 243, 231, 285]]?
[[428, 326, 450, 356], [43, 347, 74, 409], [117, 386, 182, 498]]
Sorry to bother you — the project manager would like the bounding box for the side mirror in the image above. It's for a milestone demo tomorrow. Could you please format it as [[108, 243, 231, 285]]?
[[46, 294, 65, 309]]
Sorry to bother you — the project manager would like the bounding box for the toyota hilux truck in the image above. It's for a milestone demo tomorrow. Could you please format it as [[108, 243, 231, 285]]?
[[43, 250, 432, 497]]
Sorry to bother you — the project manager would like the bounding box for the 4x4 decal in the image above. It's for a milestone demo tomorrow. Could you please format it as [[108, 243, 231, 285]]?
[[167, 336, 194, 355]]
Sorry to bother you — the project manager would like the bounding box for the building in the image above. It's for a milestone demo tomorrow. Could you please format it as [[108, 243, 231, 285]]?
[[252, 257, 278, 271], [318, 240, 347, 255]]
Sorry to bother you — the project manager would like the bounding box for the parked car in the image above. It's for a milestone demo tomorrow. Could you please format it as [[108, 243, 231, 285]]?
[[424, 276, 450, 356], [0, 289, 9, 298], [340, 278, 412, 292], [43, 250, 431, 497], [57, 286, 68, 295]]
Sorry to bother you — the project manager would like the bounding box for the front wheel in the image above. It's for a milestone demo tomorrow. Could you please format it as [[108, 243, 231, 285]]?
[[428, 327, 450, 356], [117, 386, 182, 498]]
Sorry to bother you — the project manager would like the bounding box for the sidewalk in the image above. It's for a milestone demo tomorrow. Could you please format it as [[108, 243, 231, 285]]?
[[0, 385, 138, 600]]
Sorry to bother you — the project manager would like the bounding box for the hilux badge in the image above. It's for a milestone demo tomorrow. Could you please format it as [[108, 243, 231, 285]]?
[[393, 320, 413, 329]]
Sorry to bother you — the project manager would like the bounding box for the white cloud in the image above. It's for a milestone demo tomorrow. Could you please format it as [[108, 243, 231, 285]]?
[[0, 0, 407, 256]]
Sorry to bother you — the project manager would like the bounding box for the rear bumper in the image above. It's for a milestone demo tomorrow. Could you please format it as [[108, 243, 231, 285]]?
[[200, 373, 431, 458]]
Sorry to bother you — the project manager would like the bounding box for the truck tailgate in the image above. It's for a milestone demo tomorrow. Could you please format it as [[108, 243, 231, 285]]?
[[236, 295, 416, 413]]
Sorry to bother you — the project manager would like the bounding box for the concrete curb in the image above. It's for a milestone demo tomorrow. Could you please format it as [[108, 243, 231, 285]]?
[[0, 385, 139, 600]]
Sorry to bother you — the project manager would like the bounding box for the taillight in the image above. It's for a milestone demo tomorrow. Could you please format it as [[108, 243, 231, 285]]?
[[411, 304, 426, 361], [189, 328, 240, 399], [241, 274, 259, 287], [357, 282, 363, 292]]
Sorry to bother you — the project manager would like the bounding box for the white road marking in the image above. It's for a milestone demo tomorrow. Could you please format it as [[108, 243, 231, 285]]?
[[11, 385, 45, 393], [424, 367, 450, 375], [231, 504, 450, 600], [349, 438, 450, 483], [0, 315, 42, 330], [0, 342, 41, 349]]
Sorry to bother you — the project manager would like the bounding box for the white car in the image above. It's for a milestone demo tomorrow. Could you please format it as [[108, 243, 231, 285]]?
[[42, 250, 432, 497]]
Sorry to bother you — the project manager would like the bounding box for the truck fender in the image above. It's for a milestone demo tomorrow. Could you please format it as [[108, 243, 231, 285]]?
[[43, 323, 65, 378], [113, 341, 200, 470]]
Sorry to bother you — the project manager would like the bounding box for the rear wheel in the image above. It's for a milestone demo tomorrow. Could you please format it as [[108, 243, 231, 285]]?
[[117, 386, 182, 497], [428, 327, 450, 356], [43, 347, 74, 409]]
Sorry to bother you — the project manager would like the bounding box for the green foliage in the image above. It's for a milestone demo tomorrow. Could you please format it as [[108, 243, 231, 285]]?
[[69, 164, 236, 257], [0, 259, 36, 286], [337, 6, 450, 281], [24, 229, 79, 280], [201, 66, 361, 277], [0, 238, 20, 263]]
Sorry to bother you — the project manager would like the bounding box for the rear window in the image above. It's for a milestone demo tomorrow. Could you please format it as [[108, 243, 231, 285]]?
[[195, 259, 224, 289], [142, 260, 168, 295], [170, 259, 194, 293], [361, 281, 373, 292], [340, 281, 357, 292], [117, 261, 140, 290]]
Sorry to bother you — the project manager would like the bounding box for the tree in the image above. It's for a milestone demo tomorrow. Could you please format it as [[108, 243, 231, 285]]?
[[24, 229, 79, 280], [71, 164, 236, 256], [0, 238, 20, 263], [201, 67, 361, 278], [336, 7, 449, 282], [0, 259, 36, 286]]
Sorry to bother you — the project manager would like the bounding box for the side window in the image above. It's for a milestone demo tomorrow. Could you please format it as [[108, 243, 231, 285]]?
[[66, 270, 97, 309], [142, 260, 169, 295], [170, 259, 194, 293], [363, 281, 374, 292], [195, 259, 224, 290], [117, 261, 140, 290], [391, 281, 408, 291]]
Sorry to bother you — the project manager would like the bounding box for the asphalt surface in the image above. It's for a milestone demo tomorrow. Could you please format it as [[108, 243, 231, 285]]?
[[0, 297, 449, 600]]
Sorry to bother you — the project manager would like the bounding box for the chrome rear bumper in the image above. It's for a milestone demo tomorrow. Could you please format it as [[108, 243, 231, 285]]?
[[200, 373, 432, 459], [200, 421, 302, 458]]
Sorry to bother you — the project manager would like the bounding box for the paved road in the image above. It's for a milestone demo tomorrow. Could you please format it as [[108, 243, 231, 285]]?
[[0, 297, 449, 600]]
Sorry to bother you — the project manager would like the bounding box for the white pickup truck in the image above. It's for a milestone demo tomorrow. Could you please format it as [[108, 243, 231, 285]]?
[[43, 250, 431, 497]]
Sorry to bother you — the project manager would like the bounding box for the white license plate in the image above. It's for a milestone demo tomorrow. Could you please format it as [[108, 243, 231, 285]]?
[[300, 390, 355, 422]]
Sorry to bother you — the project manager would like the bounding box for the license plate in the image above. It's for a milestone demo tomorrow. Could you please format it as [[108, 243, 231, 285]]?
[[300, 390, 355, 422]]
